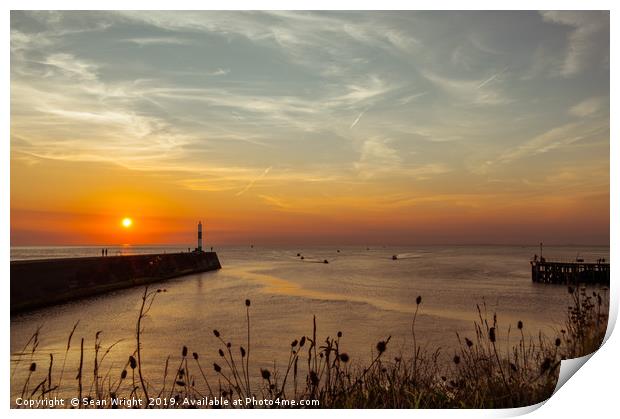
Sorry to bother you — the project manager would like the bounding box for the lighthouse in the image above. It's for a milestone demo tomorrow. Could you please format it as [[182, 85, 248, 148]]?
[[197, 221, 203, 252]]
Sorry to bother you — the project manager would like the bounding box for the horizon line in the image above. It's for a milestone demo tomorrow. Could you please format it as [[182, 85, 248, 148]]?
[[10, 242, 611, 248]]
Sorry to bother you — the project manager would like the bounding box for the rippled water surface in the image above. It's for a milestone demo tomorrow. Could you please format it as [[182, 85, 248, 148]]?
[[10, 245, 609, 400]]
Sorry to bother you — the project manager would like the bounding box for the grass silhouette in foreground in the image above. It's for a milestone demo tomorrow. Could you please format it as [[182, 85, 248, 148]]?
[[12, 285, 608, 408]]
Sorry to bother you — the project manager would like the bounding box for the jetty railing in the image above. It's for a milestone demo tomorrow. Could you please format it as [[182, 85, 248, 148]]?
[[531, 259, 609, 285]]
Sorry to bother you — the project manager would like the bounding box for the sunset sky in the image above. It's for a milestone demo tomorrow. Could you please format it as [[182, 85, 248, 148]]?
[[10, 11, 609, 246]]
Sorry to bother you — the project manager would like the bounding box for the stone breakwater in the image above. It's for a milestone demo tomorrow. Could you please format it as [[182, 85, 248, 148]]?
[[10, 252, 221, 313]]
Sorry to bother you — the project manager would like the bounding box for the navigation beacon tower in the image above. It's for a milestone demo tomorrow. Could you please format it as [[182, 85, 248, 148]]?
[[197, 221, 203, 252]]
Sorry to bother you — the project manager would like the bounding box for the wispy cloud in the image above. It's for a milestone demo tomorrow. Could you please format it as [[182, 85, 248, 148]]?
[[236, 166, 272, 196], [257, 194, 293, 211], [569, 96, 604, 117], [123, 36, 193, 46], [43, 53, 99, 81], [328, 75, 395, 108], [540, 11, 609, 77], [422, 70, 511, 106], [480, 120, 608, 172], [207, 68, 230, 76], [397, 92, 427, 105], [354, 137, 401, 178]]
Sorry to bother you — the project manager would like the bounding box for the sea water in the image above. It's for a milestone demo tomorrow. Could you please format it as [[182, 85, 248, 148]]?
[[10, 245, 609, 401]]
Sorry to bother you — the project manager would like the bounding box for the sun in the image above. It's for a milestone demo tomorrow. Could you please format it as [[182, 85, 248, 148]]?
[[121, 217, 133, 228]]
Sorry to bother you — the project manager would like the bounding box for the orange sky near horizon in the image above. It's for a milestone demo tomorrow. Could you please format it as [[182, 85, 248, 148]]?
[[10, 153, 609, 246]]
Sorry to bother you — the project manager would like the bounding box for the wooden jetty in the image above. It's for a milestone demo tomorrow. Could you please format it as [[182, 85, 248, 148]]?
[[531, 259, 609, 285]]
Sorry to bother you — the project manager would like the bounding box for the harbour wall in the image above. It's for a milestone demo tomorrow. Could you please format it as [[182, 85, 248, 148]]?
[[10, 252, 221, 313]]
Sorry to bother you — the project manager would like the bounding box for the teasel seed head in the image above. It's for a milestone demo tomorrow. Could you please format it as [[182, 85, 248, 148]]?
[[310, 370, 319, 386]]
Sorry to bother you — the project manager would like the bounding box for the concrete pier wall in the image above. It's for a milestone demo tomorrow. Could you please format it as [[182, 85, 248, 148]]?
[[10, 252, 221, 313]]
